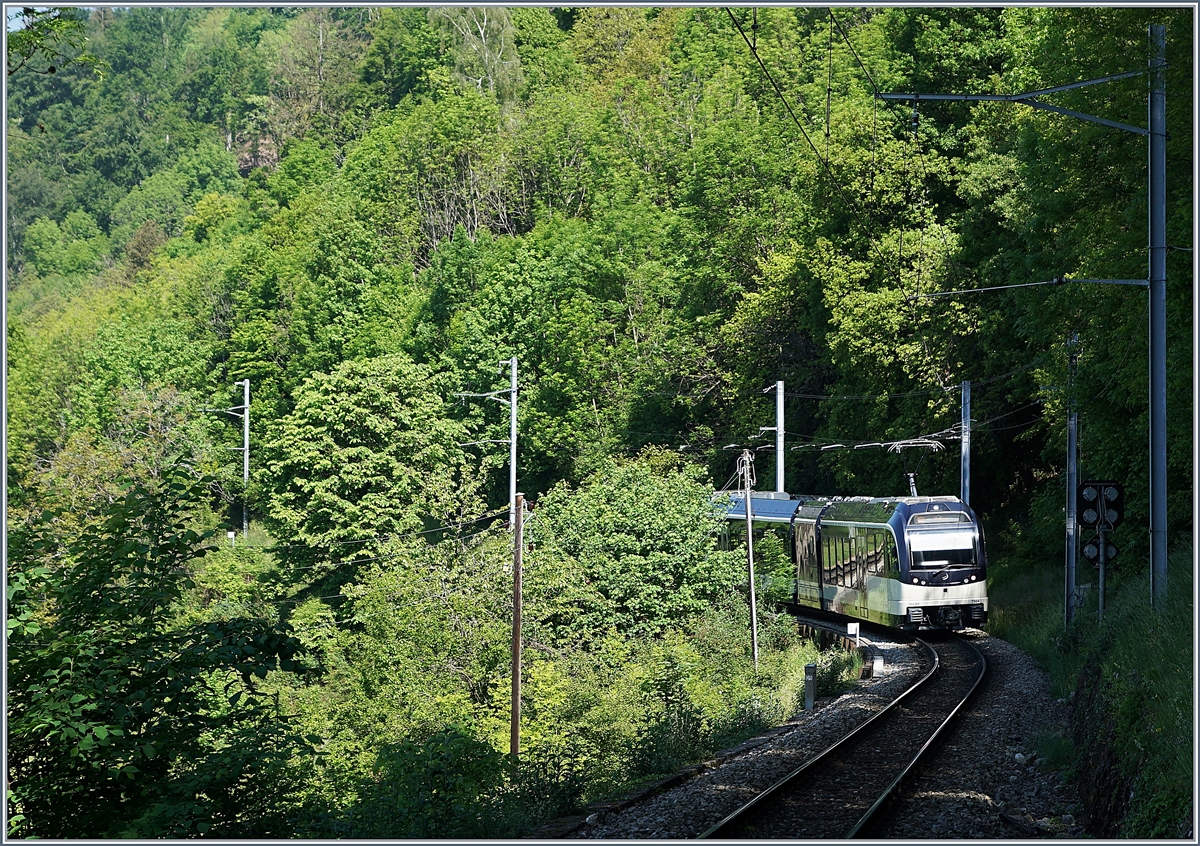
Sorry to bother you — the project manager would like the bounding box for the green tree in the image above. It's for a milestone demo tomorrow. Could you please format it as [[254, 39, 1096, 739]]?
[[358, 7, 444, 108], [6, 7, 104, 79], [429, 6, 524, 103], [532, 450, 739, 640], [262, 8, 369, 146], [340, 88, 519, 261], [258, 354, 479, 563], [107, 140, 242, 248], [6, 466, 314, 838], [510, 6, 581, 96], [266, 136, 337, 206]]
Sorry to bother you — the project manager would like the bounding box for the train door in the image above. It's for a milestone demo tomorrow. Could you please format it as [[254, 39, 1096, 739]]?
[[793, 518, 819, 607]]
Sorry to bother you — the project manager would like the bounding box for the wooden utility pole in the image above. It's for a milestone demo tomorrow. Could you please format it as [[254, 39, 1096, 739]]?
[[511, 492, 524, 762]]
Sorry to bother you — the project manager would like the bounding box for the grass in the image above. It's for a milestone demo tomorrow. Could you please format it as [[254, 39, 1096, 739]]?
[[985, 537, 1194, 837]]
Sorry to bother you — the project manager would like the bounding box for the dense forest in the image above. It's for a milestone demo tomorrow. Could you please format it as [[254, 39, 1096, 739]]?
[[5, 6, 1193, 838]]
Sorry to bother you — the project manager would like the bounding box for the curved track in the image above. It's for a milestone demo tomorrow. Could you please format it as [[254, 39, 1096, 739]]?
[[699, 632, 986, 839]]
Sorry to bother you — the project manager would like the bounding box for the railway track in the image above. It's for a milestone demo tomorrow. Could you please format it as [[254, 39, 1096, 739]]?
[[699, 631, 987, 839]]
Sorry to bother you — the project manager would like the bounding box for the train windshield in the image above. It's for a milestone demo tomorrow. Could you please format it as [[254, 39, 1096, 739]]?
[[908, 528, 977, 569]]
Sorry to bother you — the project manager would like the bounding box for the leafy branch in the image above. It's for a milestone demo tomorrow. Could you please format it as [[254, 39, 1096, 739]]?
[[6, 7, 105, 79]]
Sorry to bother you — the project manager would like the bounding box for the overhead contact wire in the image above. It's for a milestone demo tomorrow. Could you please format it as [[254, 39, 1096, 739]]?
[[724, 8, 903, 288]]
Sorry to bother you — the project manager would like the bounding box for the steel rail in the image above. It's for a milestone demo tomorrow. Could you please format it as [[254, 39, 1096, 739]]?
[[847, 635, 988, 838], [698, 628, 985, 839]]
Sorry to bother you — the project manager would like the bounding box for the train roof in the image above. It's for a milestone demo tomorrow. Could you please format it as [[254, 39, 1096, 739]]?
[[715, 492, 971, 526], [713, 492, 802, 523]]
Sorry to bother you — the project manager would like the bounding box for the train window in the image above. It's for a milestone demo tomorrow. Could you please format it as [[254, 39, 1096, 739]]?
[[794, 522, 818, 581], [827, 535, 846, 586], [909, 528, 976, 568], [867, 533, 883, 574]]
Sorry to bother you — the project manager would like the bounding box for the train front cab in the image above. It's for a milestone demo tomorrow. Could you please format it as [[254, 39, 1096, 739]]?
[[894, 502, 988, 631]]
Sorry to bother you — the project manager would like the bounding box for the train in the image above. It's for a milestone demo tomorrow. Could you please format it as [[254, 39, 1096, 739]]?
[[717, 491, 988, 631]]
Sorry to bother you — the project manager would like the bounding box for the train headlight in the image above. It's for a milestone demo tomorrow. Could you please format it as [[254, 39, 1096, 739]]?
[[920, 580, 927, 586], [912, 577, 919, 584], [970, 575, 977, 581]]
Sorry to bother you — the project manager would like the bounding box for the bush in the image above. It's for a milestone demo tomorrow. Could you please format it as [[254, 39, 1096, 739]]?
[[346, 727, 507, 838]]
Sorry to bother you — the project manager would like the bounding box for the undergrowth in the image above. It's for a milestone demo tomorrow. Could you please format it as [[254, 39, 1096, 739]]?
[[986, 532, 1193, 838], [296, 603, 864, 838]]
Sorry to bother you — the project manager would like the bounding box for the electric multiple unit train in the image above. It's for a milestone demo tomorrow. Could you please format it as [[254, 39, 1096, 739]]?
[[719, 492, 988, 631]]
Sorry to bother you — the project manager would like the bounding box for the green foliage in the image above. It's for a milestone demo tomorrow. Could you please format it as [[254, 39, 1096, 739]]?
[[1096, 552, 1192, 837], [186, 544, 275, 618], [258, 354, 478, 560], [354, 727, 507, 838], [533, 450, 740, 639], [6, 466, 315, 838], [510, 6, 581, 95], [108, 141, 242, 248], [266, 136, 336, 206], [22, 210, 109, 277], [340, 87, 516, 260], [6, 7, 105, 79], [358, 7, 444, 108], [990, 541, 1194, 838], [429, 7, 524, 104], [5, 8, 1193, 837]]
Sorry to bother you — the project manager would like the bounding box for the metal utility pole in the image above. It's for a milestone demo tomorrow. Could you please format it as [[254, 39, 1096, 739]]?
[[1147, 25, 1167, 609], [759, 382, 786, 493], [880, 25, 1170, 611], [240, 378, 250, 538], [960, 380, 971, 506], [740, 449, 759, 672], [774, 381, 785, 492], [456, 365, 522, 756], [511, 492, 524, 762]]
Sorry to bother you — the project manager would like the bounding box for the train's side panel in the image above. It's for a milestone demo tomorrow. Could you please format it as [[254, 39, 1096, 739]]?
[[814, 514, 901, 624], [819, 577, 907, 627]]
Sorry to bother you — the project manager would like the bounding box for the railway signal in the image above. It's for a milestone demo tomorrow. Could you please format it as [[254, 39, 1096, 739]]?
[[1077, 481, 1124, 530], [1077, 480, 1123, 621], [1081, 533, 1119, 566]]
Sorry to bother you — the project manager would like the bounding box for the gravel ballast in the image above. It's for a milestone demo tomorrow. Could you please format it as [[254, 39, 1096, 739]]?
[[557, 628, 1080, 840]]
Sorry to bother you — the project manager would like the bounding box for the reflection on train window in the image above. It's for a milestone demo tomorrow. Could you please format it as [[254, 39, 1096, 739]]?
[[909, 529, 976, 568]]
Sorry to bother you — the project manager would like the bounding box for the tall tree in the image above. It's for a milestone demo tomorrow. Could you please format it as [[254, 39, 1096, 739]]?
[[429, 6, 524, 103], [258, 354, 480, 567]]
